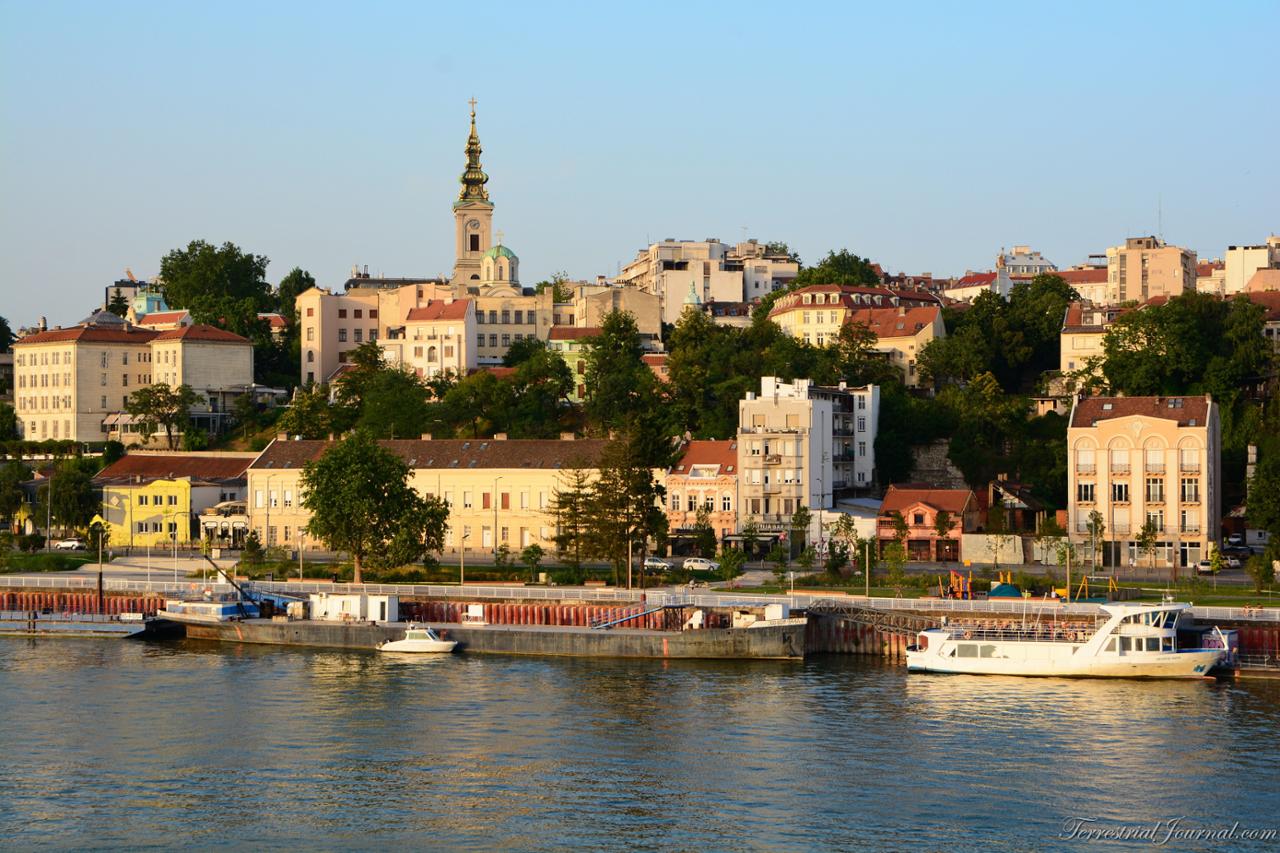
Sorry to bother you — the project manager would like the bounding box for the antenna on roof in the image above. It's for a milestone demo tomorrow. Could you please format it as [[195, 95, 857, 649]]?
[[1157, 193, 1163, 240]]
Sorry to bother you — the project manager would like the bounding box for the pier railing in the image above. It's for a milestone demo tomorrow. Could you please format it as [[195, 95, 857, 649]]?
[[2, 575, 1279, 624]]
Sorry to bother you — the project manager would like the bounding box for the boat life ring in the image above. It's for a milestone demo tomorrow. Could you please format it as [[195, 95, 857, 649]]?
[[963, 631, 973, 640]]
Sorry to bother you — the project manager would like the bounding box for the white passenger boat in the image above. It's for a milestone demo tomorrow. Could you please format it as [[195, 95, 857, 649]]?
[[906, 602, 1223, 679], [377, 624, 458, 654]]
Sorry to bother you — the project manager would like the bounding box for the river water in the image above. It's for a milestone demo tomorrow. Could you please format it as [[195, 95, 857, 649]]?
[[0, 639, 1277, 851]]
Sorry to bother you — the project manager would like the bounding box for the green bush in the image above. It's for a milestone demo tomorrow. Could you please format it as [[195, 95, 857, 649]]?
[[18, 533, 45, 553]]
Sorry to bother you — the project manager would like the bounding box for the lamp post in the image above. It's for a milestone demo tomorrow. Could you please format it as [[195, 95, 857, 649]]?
[[460, 531, 470, 586], [492, 476, 503, 556]]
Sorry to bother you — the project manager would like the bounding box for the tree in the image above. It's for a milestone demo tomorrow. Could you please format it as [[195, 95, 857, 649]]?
[[242, 530, 264, 567], [827, 514, 863, 578], [1136, 518, 1159, 578], [932, 510, 953, 564], [0, 461, 31, 529], [276, 267, 316, 320], [763, 242, 800, 264], [1209, 544, 1225, 577], [533, 271, 572, 303], [985, 503, 1015, 572], [883, 541, 908, 596], [37, 461, 97, 536], [741, 520, 761, 565], [548, 465, 594, 579], [300, 431, 448, 583], [520, 543, 545, 582], [789, 504, 812, 559], [0, 402, 17, 441], [1246, 554, 1274, 594], [1087, 510, 1106, 572], [583, 432, 666, 585], [503, 336, 549, 367], [582, 310, 656, 435], [766, 542, 789, 583], [692, 507, 717, 557], [1247, 453, 1280, 543], [126, 384, 199, 450], [159, 240, 272, 337], [107, 288, 130, 318], [277, 384, 347, 440], [0, 315, 13, 352], [356, 367, 432, 440], [792, 249, 881, 288], [718, 546, 746, 581]]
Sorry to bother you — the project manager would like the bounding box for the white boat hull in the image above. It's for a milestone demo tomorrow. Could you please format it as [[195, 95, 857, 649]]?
[[378, 638, 458, 654], [906, 645, 1222, 679]]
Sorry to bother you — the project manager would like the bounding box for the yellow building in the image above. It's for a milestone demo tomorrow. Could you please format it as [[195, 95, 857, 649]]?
[[246, 436, 609, 555], [548, 327, 600, 403], [1105, 236, 1196, 305], [1067, 395, 1219, 572], [95, 452, 255, 549]]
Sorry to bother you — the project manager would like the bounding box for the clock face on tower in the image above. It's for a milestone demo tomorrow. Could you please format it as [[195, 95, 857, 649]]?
[[467, 219, 481, 231]]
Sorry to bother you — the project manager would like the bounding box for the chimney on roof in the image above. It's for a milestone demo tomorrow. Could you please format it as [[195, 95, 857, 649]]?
[[560, 432, 575, 441], [898, 305, 906, 316], [39, 316, 47, 331], [420, 433, 432, 441]]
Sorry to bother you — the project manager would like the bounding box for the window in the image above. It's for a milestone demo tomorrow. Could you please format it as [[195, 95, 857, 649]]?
[[255, 490, 264, 508], [488, 311, 497, 324], [306, 327, 314, 342], [1145, 478, 1164, 503], [501, 310, 510, 324], [514, 310, 523, 324], [1076, 483, 1095, 503], [354, 309, 362, 319], [168, 494, 177, 506], [857, 416, 866, 432], [469, 234, 480, 252], [489, 334, 497, 347], [338, 309, 347, 319], [306, 307, 314, 317], [1180, 448, 1200, 472], [687, 496, 696, 512], [138, 495, 149, 506], [501, 333, 510, 347], [482, 493, 491, 510], [858, 441, 866, 457], [722, 494, 731, 512], [307, 351, 314, 363], [1180, 508, 1199, 534], [284, 490, 293, 508], [913, 513, 924, 525], [477, 335, 485, 348], [1145, 510, 1164, 533], [462, 491, 473, 508], [338, 328, 347, 342], [1110, 448, 1129, 473], [1112, 482, 1130, 503], [500, 493, 509, 510], [1180, 478, 1199, 503], [354, 329, 363, 343], [370, 309, 378, 319], [670, 493, 680, 510]]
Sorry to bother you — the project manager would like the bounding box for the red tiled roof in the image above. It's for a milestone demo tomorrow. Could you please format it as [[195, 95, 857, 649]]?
[[1055, 268, 1108, 285], [1196, 262, 1223, 277], [952, 272, 997, 287], [1244, 290, 1280, 320], [250, 437, 610, 471], [1070, 395, 1212, 429], [846, 306, 941, 338], [549, 327, 602, 341], [670, 440, 737, 476], [405, 300, 471, 322], [152, 323, 250, 343], [641, 354, 667, 365], [880, 484, 974, 515], [95, 452, 256, 484], [482, 366, 517, 379], [138, 310, 190, 325], [16, 326, 157, 345], [258, 312, 288, 330]]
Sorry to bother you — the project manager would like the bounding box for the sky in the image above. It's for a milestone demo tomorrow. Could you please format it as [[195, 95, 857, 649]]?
[[2, 0, 1277, 328]]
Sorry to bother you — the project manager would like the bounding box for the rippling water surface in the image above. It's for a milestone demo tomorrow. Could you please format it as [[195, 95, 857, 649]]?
[[0, 639, 1277, 850]]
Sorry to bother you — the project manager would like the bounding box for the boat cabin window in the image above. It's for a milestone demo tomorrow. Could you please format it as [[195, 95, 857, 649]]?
[[1162, 637, 1175, 652], [956, 644, 979, 658], [1146, 638, 1160, 652], [1120, 637, 1132, 652], [979, 645, 996, 658], [1105, 637, 1117, 653]]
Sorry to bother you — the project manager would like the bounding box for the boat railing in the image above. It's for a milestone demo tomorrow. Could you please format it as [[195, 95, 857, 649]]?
[[942, 622, 1104, 643], [0, 609, 137, 624]]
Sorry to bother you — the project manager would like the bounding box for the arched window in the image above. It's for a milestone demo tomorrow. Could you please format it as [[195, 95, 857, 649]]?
[[427, 346, 438, 361]]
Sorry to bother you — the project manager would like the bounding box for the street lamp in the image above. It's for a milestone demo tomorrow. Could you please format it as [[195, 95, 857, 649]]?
[[460, 531, 470, 586], [492, 476, 503, 556], [168, 509, 195, 585]]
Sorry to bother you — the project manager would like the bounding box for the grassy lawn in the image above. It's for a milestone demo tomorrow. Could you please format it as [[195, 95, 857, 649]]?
[[0, 552, 110, 573]]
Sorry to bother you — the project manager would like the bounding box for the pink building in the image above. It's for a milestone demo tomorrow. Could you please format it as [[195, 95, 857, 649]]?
[[664, 440, 739, 544], [877, 484, 977, 562]]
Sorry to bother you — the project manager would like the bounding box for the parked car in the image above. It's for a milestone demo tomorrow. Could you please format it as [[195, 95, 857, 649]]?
[[1196, 560, 1216, 576], [53, 538, 86, 551], [683, 557, 720, 574], [642, 556, 670, 573], [1225, 555, 1243, 570], [1226, 533, 1245, 547]]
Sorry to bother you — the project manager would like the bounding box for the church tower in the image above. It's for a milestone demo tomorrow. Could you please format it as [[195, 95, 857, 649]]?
[[452, 99, 495, 285]]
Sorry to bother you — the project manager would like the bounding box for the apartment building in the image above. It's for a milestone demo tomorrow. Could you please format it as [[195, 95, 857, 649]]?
[[876, 484, 977, 562], [1059, 302, 1130, 378], [1067, 395, 1219, 572], [1105, 236, 1196, 305], [381, 300, 476, 379], [736, 377, 879, 533], [548, 327, 599, 402], [617, 238, 799, 324], [997, 246, 1057, 277], [13, 311, 155, 442], [246, 436, 609, 553], [95, 451, 254, 549], [148, 324, 255, 420], [664, 440, 738, 543], [1056, 267, 1109, 304], [1224, 237, 1280, 295]]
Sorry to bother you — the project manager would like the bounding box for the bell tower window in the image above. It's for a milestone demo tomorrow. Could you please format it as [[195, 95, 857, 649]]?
[[469, 234, 480, 252]]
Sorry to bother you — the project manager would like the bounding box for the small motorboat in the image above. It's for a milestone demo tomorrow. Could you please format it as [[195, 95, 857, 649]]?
[[377, 623, 458, 654]]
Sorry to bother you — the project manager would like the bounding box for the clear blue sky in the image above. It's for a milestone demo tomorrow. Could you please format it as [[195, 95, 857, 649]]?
[[2, 0, 1277, 327]]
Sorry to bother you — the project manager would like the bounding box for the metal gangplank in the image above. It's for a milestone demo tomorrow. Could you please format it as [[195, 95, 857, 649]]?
[[590, 603, 678, 630], [806, 598, 940, 638]]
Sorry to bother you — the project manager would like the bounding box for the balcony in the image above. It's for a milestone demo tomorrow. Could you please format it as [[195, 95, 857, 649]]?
[[763, 454, 782, 465], [1145, 463, 1165, 474], [763, 483, 781, 494], [1111, 464, 1131, 475], [1077, 463, 1096, 475], [1180, 462, 1201, 473], [1113, 523, 1131, 535], [1181, 525, 1201, 534]]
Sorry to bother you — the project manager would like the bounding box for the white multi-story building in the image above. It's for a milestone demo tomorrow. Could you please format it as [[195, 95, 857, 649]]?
[[736, 377, 879, 533], [997, 245, 1057, 277], [1224, 237, 1280, 295], [617, 238, 799, 324]]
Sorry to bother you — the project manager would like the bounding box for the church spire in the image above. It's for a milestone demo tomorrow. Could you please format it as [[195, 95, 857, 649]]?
[[457, 97, 490, 204]]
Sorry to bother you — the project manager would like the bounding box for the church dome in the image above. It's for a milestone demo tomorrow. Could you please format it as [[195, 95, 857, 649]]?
[[483, 244, 517, 261]]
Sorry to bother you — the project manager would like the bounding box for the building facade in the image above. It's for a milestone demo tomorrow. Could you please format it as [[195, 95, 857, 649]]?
[[246, 436, 609, 554], [1104, 236, 1196, 305], [877, 485, 976, 562], [1067, 395, 1220, 572], [1224, 237, 1280, 296], [548, 327, 599, 402], [664, 440, 739, 544], [381, 300, 476, 379], [997, 245, 1057, 277]]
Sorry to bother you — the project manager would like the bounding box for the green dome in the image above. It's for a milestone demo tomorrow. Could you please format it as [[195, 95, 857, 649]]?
[[484, 244, 517, 260]]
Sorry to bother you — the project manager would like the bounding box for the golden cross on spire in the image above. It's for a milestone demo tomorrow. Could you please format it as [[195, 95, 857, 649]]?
[[468, 96, 477, 116]]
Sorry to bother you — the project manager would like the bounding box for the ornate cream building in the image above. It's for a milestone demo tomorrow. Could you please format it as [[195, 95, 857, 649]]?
[[1067, 395, 1220, 573]]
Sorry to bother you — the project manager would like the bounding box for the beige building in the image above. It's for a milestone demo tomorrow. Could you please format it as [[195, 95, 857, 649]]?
[[1067, 395, 1220, 572], [1059, 302, 1129, 379], [665, 440, 739, 544], [1196, 260, 1227, 296], [1055, 267, 1109, 304], [382, 300, 476, 379], [13, 313, 254, 444], [736, 377, 876, 534], [1224, 237, 1280, 295], [246, 436, 609, 553], [1105, 236, 1196, 305], [617, 238, 799, 324], [767, 285, 942, 386]]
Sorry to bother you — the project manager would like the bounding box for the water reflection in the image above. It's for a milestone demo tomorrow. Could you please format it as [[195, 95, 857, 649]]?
[[0, 640, 1276, 850]]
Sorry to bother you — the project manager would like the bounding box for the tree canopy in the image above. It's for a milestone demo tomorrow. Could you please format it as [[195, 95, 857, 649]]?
[[126, 384, 199, 450], [300, 431, 449, 583], [159, 240, 273, 337]]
